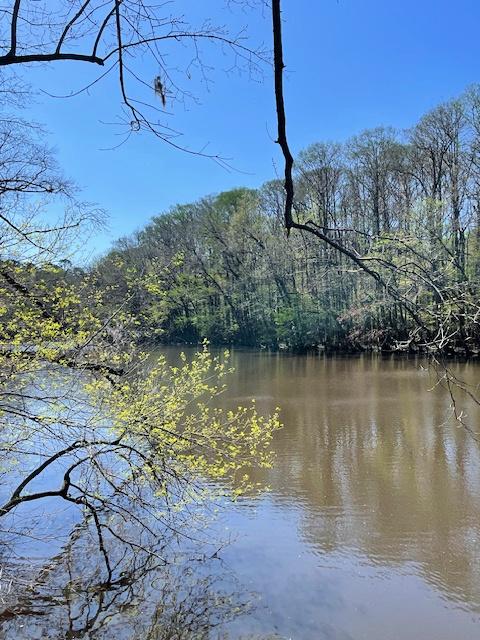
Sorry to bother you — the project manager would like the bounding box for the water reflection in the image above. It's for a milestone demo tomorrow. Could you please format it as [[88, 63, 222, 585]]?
[[210, 351, 480, 639], [0, 517, 253, 639]]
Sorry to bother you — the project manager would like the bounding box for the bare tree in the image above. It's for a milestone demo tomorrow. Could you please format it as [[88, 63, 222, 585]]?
[[0, 0, 267, 154]]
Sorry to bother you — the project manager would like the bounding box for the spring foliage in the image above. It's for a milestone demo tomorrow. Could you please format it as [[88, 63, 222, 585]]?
[[0, 256, 281, 553]]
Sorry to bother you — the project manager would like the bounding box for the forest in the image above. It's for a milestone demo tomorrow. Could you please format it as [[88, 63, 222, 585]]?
[[94, 88, 480, 354]]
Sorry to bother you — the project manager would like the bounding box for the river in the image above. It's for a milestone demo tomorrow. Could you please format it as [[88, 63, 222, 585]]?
[[2, 349, 480, 639], [190, 349, 480, 640]]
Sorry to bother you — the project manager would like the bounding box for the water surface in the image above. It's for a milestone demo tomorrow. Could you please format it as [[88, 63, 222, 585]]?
[[3, 349, 480, 639], [192, 350, 480, 640]]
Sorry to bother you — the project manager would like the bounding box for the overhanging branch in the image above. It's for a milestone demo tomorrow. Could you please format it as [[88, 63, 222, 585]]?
[[0, 52, 105, 67], [271, 0, 294, 232]]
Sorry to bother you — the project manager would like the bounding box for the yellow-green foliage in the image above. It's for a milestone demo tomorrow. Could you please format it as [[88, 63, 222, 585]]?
[[0, 261, 281, 508], [85, 343, 281, 501], [0, 262, 130, 375]]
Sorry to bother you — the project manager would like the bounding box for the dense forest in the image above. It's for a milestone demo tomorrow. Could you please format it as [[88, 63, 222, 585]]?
[[94, 88, 480, 353]]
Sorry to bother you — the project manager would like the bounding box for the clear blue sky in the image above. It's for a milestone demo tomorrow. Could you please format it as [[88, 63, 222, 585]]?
[[23, 0, 480, 258]]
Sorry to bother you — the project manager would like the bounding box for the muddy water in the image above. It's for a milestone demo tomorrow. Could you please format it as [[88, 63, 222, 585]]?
[[3, 349, 480, 639], [202, 350, 480, 640]]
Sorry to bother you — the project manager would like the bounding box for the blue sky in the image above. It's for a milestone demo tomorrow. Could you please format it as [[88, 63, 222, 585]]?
[[23, 0, 480, 257]]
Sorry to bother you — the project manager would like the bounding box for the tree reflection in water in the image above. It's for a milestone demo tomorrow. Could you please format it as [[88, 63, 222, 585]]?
[[0, 514, 254, 639]]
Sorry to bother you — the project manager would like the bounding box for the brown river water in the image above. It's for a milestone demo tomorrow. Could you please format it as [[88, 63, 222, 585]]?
[[195, 349, 480, 640], [2, 349, 480, 639]]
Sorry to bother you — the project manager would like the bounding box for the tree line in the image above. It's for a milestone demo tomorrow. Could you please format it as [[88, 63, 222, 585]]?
[[94, 88, 480, 353]]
